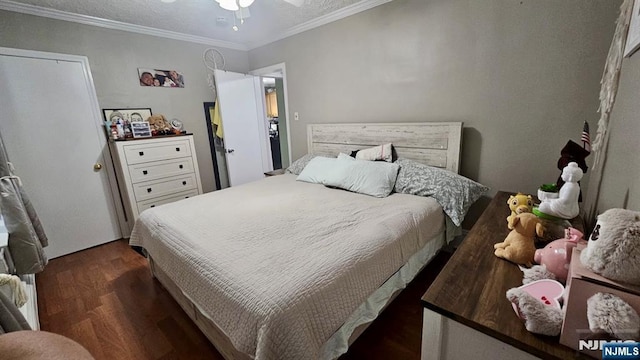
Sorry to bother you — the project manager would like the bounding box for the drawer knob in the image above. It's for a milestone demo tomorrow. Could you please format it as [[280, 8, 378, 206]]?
[[179, 165, 184, 169], [150, 205, 155, 208], [143, 170, 148, 175], [185, 196, 189, 199], [147, 188, 152, 193], [182, 181, 187, 185], [139, 151, 144, 156], [176, 147, 180, 152]]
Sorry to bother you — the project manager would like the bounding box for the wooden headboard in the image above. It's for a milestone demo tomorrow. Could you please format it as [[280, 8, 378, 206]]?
[[307, 122, 463, 173]]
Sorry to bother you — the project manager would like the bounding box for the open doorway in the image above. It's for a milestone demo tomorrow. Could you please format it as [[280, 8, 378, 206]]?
[[251, 63, 291, 168], [263, 77, 282, 169]]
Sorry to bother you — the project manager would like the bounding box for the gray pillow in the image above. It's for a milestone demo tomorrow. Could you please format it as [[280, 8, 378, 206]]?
[[394, 158, 489, 226], [286, 154, 333, 175]]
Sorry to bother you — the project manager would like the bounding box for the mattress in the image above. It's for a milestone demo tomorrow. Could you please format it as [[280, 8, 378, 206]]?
[[130, 174, 445, 359]]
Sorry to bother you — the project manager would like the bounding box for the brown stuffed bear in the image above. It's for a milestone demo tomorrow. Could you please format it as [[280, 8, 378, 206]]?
[[147, 114, 171, 134]]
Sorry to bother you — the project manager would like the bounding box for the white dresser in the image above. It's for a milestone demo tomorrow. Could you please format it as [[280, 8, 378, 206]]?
[[110, 135, 203, 236]]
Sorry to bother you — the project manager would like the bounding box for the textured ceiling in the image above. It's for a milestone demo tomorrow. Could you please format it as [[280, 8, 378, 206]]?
[[4, 0, 376, 48]]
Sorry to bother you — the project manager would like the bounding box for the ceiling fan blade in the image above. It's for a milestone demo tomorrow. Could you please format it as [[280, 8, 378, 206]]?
[[282, 0, 304, 7]]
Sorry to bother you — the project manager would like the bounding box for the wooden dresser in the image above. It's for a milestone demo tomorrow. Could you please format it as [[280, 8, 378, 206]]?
[[110, 135, 203, 236], [421, 191, 588, 360]]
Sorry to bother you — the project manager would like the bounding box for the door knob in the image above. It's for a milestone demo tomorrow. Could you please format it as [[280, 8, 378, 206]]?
[[93, 163, 103, 170], [226, 149, 235, 154]]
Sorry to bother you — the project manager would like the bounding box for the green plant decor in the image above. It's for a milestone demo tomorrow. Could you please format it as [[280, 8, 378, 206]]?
[[539, 183, 559, 193]]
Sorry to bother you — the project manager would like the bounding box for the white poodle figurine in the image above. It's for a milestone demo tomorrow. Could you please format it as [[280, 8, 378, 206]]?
[[538, 162, 583, 219]]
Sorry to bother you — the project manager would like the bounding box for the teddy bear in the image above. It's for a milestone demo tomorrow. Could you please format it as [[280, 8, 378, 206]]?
[[580, 208, 640, 286], [537, 162, 583, 219], [506, 193, 534, 229], [494, 212, 544, 266], [507, 208, 640, 339], [147, 114, 171, 135]]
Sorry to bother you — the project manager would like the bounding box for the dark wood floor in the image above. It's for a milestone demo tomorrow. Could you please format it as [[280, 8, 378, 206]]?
[[36, 239, 452, 360]]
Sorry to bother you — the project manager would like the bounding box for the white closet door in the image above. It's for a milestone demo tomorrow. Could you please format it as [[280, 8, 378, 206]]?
[[0, 50, 121, 258], [215, 69, 272, 187]]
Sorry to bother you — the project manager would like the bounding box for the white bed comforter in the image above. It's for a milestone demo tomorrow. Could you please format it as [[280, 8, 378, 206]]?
[[130, 174, 444, 359]]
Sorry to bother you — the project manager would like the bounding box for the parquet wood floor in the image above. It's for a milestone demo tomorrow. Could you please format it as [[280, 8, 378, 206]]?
[[36, 239, 451, 360]]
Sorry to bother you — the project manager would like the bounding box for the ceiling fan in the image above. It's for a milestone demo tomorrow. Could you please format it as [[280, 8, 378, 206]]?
[[215, 0, 304, 30], [215, 0, 304, 11]]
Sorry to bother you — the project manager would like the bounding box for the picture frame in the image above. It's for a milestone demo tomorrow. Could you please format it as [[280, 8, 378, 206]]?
[[102, 108, 152, 140], [131, 121, 152, 138], [102, 108, 152, 124], [138, 68, 185, 88], [625, 0, 640, 57]]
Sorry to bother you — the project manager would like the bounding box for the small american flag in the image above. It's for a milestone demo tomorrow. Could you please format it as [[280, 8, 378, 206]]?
[[581, 121, 591, 152]]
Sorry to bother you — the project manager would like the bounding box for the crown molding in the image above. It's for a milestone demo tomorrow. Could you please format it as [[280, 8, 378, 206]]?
[[0, 0, 248, 51], [247, 0, 392, 50], [0, 0, 391, 52]]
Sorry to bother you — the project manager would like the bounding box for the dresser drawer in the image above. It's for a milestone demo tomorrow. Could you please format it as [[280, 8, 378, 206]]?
[[137, 189, 199, 212], [133, 174, 197, 201], [123, 139, 192, 165], [128, 158, 195, 183]]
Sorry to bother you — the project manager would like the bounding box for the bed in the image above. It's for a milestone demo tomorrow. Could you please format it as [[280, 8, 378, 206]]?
[[130, 122, 464, 360]]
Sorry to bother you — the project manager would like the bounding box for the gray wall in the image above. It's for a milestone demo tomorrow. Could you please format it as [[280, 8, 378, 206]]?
[[595, 53, 640, 213], [0, 10, 250, 193], [248, 0, 620, 227], [0, 1, 625, 228]]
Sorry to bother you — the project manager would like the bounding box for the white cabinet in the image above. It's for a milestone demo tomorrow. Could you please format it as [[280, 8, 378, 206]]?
[[110, 135, 203, 236]]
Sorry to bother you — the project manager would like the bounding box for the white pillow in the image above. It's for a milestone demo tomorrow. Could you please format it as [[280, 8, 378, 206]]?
[[325, 156, 400, 198], [296, 156, 339, 184]]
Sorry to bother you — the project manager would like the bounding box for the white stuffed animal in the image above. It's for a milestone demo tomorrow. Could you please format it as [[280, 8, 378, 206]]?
[[581, 208, 640, 285], [538, 162, 583, 219], [508, 288, 640, 338]]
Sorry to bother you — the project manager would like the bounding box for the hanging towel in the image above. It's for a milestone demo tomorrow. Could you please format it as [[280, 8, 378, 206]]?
[[211, 99, 224, 139], [0, 274, 27, 308]]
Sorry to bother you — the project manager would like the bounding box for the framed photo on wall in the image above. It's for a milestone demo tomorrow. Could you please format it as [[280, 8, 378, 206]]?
[[625, 0, 640, 57], [138, 68, 185, 88], [102, 108, 152, 124]]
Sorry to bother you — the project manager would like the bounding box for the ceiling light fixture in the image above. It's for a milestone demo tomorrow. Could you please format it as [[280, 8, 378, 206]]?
[[215, 0, 254, 30], [215, 0, 254, 11]]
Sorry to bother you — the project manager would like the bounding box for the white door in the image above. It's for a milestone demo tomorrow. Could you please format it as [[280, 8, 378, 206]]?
[[0, 49, 121, 258], [215, 69, 272, 186]]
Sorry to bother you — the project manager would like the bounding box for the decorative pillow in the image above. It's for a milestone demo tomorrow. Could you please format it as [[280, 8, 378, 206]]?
[[296, 157, 339, 184], [286, 154, 333, 175], [394, 159, 489, 226], [353, 143, 394, 162], [324, 155, 400, 198]]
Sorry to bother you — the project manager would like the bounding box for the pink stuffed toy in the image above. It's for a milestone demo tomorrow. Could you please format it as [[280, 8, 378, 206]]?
[[534, 227, 585, 283]]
